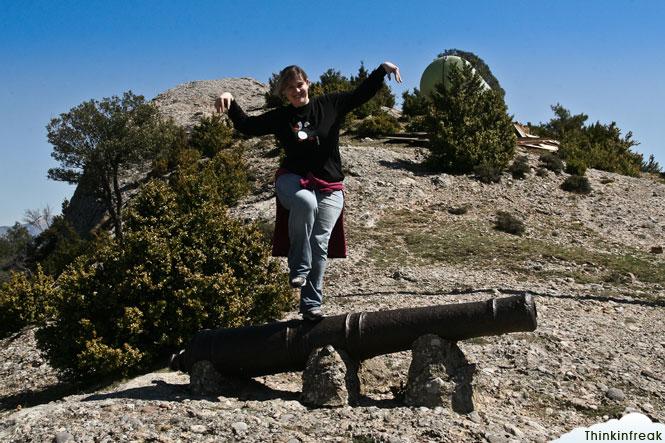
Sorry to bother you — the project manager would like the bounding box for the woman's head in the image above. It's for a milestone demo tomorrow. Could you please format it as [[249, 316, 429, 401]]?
[[277, 65, 310, 107]]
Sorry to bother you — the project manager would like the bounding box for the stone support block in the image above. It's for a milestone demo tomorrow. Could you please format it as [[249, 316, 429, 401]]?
[[404, 334, 478, 413], [301, 345, 360, 407]]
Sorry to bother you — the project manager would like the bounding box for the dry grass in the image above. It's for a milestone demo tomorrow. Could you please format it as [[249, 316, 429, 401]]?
[[367, 208, 665, 290]]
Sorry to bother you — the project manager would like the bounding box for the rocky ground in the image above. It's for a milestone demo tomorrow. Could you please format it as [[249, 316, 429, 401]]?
[[2, 81, 665, 442]]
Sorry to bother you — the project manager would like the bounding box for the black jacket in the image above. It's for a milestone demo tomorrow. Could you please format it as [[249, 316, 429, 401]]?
[[228, 65, 387, 182]]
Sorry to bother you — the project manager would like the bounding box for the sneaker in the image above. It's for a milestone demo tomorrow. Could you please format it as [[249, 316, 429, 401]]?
[[290, 276, 307, 288], [302, 308, 323, 322]]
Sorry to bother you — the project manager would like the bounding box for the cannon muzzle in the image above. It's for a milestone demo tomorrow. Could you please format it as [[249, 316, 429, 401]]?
[[170, 294, 537, 377]]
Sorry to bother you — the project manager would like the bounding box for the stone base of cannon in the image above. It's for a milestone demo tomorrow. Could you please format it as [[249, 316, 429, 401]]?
[[187, 335, 482, 413], [189, 360, 248, 396], [301, 345, 360, 407], [404, 334, 479, 413]]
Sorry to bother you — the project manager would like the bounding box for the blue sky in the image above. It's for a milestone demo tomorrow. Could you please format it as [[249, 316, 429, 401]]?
[[2, 0, 664, 226]]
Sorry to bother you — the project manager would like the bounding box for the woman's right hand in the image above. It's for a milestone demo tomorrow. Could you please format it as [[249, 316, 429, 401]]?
[[215, 92, 234, 113], [382, 61, 402, 83]]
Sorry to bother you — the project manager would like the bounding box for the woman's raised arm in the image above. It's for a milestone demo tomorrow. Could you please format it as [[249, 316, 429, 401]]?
[[381, 61, 402, 83], [337, 61, 402, 115], [214, 92, 235, 113], [215, 92, 278, 136]]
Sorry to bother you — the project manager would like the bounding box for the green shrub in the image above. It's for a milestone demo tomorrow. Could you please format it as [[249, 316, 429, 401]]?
[[150, 124, 190, 176], [354, 112, 400, 138], [0, 224, 31, 263], [37, 179, 292, 381], [424, 63, 515, 174], [565, 159, 587, 176], [448, 205, 469, 215], [532, 104, 644, 177], [535, 167, 548, 177], [405, 115, 429, 133], [151, 147, 200, 178], [539, 153, 564, 174], [0, 267, 58, 338], [0, 224, 32, 282], [169, 148, 250, 210], [26, 216, 89, 277], [495, 211, 525, 236], [189, 114, 234, 158], [473, 161, 502, 184], [309, 68, 352, 97], [401, 88, 429, 118], [641, 154, 662, 174], [150, 157, 169, 177], [509, 155, 531, 179], [561, 175, 592, 194]]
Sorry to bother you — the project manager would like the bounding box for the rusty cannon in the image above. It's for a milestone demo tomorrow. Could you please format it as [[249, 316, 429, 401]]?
[[170, 294, 537, 377]]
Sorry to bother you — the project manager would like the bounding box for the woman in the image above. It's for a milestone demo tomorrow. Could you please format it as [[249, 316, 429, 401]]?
[[216, 61, 402, 321]]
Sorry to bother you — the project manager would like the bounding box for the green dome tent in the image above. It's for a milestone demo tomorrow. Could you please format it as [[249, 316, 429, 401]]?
[[419, 55, 491, 98]]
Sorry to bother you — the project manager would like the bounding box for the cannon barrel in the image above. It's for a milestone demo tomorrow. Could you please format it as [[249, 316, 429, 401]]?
[[170, 294, 537, 377]]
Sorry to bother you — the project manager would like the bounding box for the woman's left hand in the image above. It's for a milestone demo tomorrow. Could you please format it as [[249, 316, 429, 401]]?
[[382, 61, 402, 83]]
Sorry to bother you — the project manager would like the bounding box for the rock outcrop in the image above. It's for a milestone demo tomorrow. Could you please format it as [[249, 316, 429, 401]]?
[[153, 77, 268, 130]]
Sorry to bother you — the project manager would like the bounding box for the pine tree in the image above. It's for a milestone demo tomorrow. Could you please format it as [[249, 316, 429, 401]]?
[[425, 63, 515, 174], [47, 91, 182, 243]]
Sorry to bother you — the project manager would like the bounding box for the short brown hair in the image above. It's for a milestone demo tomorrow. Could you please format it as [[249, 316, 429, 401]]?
[[276, 65, 309, 98]]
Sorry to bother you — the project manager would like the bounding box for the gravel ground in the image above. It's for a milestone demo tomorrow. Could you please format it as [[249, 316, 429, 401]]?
[[2, 107, 664, 442]]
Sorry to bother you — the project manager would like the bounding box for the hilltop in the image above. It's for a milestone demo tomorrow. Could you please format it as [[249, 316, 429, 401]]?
[[1, 77, 664, 442]]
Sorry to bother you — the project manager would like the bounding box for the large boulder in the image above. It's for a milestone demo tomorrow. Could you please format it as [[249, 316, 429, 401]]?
[[153, 77, 269, 129]]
